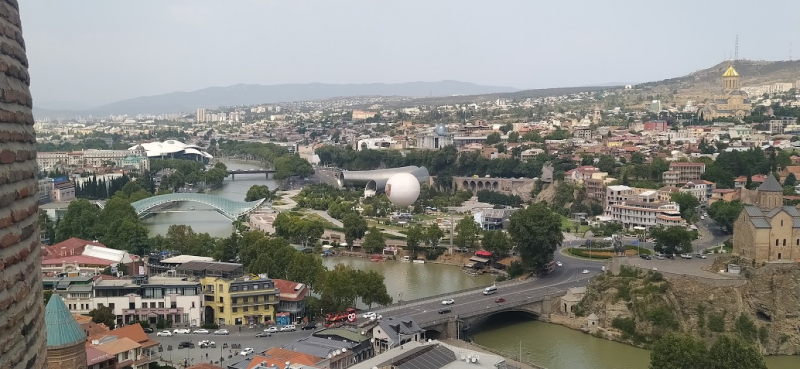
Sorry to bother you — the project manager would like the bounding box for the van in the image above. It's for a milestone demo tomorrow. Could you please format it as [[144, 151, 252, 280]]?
[[483, 285, 498, 295]]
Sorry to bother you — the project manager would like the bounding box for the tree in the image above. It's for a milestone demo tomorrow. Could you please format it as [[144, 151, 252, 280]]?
[[454, 216, 482, 250], [245, 184, 272, 202], [499, 123, 513, 134], [649, 333, 708, 369], [482, 230, 511, 256], [361, 226, 386, 254], [55, 199, 102, 242], [706, 335, 767, 369], [650, 226, 695, 254], [354, 270, 392, 308], [670, 192, 700, 222], [785, 172, 797, 187], [507, 131, 520, 143], [405, 224, 425, 257], [287, 252, 325, 290], [485, 132, 501, 145], [707, 200, 744, 232], [89, 305, 117, 329], [425, 224, 445, 248], [342, 213, 368, 251], [273, 213, 324, 247], [596, 155, 616, 173], [630, 152, 645, 164], [507, 202, 563, 273], [316, 264, 359, 312]]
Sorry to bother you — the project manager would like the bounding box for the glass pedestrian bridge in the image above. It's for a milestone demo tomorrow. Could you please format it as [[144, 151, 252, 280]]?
[[131, 193, 266, 220]]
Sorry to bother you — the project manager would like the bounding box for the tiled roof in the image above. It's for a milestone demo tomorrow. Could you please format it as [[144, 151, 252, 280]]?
[[86, 347, 114, 366], [264, 347, 323, 366], [45, 295, 86, 348], [92, 337, 140, 355], [42, 254, 116, 267], [274, 279, 309, 302], [744, 206, 764, 217], [751, 218, 772, 228], [45, 237, 105, 258]]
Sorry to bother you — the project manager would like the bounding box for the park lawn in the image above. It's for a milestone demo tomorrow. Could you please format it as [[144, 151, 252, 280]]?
[[560, 215, 591, 235]]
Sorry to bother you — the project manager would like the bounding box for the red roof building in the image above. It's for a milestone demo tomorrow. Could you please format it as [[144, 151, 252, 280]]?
[[274, 279, 310, 323], [44, 238, 105, 258]]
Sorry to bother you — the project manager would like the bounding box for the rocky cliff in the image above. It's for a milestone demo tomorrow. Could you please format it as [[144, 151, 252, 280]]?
[[565, 260, 800, 355]]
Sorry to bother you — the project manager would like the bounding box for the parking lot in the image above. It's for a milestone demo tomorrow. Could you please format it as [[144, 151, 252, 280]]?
[[626, 253, 735, 279], [149, 327, 314, 367]]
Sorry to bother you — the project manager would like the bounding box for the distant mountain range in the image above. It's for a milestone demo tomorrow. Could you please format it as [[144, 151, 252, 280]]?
[[32, 80, 519, 118]]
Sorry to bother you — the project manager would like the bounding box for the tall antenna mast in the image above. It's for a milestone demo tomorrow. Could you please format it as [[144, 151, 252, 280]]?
[[734, 34, 739, 61]]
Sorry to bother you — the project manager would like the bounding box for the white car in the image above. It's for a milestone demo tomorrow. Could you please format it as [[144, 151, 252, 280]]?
[[556, 261, 563, 267], [696, 253, 707, 259], [156, 331, 173, 337], [362, 312, 377, 319], [603, 237, 612, 241], [264, 327, 279, 333], [192, 329, 209, 334], [279, 325, 296, 332], [173, 328, 190, 334], [198, 340, 216, 348], [213, 329, 229, 335], [240, 348, 254, 356], [442, 299, 455, 305], [581, 269, 589, 274]]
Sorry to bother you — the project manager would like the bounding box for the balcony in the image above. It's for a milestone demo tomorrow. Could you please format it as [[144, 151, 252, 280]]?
[[122, 307, 183, 316]]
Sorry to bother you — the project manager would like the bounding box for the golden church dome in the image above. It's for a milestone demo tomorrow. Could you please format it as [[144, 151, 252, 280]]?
[[722, 65, 739, 77]]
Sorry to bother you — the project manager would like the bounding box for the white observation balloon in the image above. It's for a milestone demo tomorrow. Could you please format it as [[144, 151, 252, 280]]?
[[385, 172, 421, 207]]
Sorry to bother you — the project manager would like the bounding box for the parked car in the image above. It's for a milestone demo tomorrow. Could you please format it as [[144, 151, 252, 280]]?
[[156, 331, 173, 337], [279, 325, 296, 332], [198, 340, 216, 348], [240, 348, 254, 356], [362, 312, 377, 319], [438, 307, 452, 314], [680, 253, 693, 259], [603, 237, 612, 241], [655, 254, 665, 260], [640, 254, 651, 260], [303, 321, 318, 330], [256, 331, 271, 337], [495, 298, 506, 303], [192, 329, 209, 334], [264, 327, 279, 333], [142, 327, 154, 333], [178, 342, 194, 349], [666, 254, 675, 260], [696, 253, 707, 259], [173, 328, 191, 334], [213, 329, 229, 335], [441, 299, 455, 305]]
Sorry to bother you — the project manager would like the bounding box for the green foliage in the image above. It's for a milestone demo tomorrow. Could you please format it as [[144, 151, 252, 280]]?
[[361, 226, 386, 254], [735, 314, 758, 343], [342, 213, 368, 250], [454, 216, 482, 251], [566, 248, 612, 259], [218, 140, 313, 179], [670, 192, 700, 222], [650, 226, 695, 255], [758, 326, 768, 344], [89, 305, 117, 329], [316, 264, 392, 312], [615, 281, 632, 302], [507, 202, 563, 273], [273, 213, 325, 247], [476, 189, 522, 208], [707, 311, 726, 332], [707, 200, 744, 233], [644, 305, 678, 329], [785, 172, 797, 187], [649, 334, 708, 369], [507, 260, 526, 279], [707, 335, 767, 369], [245, 185, 274, 202], [481, 230, 512, 257], [425, 223, 445, 248], [485, 132, 501, 145], [612, 317, 637, 337], [405, 224, 425, 257]]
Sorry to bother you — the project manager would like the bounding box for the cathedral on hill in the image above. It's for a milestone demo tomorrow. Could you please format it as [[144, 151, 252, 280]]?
[[698, 65, 751, 120]]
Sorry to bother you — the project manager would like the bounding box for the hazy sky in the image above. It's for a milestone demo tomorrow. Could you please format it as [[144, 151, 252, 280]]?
[[21, 0, 800, 108]]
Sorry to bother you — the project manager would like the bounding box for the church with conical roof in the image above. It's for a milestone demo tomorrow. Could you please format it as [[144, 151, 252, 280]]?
[[698, 65, 751, 120], [733, 174, 800, 265], [45, 295, 87, 369]]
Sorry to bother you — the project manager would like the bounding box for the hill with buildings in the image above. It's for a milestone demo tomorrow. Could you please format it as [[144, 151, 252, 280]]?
[[637, 60, 800, 98], [33, 80, 519, 117]]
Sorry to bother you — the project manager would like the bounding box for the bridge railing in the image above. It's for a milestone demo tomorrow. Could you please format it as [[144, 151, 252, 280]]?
[[374, 278, 533, 312]]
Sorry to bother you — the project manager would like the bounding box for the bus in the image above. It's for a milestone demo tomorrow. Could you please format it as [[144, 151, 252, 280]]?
[[541, 261, 557, 276]]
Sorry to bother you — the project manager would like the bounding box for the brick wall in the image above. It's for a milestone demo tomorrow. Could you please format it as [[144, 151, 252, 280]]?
[[0, 1, 47, 368]]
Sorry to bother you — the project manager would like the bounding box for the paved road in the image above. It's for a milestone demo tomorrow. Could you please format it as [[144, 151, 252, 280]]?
[[373, 250, 602, 326]]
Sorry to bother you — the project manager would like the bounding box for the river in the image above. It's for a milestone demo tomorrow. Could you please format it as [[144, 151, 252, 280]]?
[[472, 314, 800, 369], [143, 159, 800, 369]]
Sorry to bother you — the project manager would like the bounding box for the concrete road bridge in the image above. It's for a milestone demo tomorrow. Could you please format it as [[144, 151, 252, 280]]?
[[128, 193, 266, 220], [227, 169, 276, 179]]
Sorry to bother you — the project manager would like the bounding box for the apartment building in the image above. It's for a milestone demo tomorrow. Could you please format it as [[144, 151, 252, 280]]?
[[680, 180, 715, 203], [51, 176, 76, 202], [564, 166, 608, 186], [37, 148, 150, 172], [608, 198, 685, 229], [92, 275, 203, 327], [665, 162, 706, 185], [88, 324, 159, 369], [585, 178, 606, 202], [176, 261, 280, 326]]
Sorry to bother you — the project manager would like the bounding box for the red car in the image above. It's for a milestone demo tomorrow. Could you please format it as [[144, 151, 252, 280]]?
[[495, 298, 505, 303]]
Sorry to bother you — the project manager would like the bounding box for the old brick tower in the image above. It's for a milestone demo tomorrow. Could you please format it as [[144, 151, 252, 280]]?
[[0, 1, 48, 368]]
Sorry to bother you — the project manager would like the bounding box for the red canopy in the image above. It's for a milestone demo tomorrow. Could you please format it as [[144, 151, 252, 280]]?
[[475, 250, 492, 257]]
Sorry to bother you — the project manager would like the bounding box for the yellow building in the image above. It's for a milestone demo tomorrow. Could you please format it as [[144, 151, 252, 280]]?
[[699, 65, 751, 120], [733, 175, 800, 265], [176, 261, 280, 326]]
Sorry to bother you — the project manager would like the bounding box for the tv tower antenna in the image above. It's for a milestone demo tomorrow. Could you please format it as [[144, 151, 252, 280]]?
[[734, 34, 739, 61]]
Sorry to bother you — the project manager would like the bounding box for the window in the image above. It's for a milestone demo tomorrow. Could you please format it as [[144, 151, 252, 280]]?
[[150, 302, 156, 308], [244, 307, 248, 312], [776, 239, 779, 246], [218, 284, 223, 293], [232, 297, 237, 304], [233, 307, 237, 313], [191, 302, 195, 308], [141, 303, 147, 308], [171, 302, 177, 309], [219, 307, 224, 313], [159, 302, 165, 308], [781, 220, 784, 226], [254, 305, 259, 311], [252, 284, 259, 290], [109, 303, 115, 310], [129, 302, 135, 309], [219, 297, 223, 303], [242, 285, 248, 291]]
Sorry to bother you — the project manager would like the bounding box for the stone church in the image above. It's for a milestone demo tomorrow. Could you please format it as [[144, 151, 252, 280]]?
[[698, 65, 751, 120], [733, 174, 800, 265]]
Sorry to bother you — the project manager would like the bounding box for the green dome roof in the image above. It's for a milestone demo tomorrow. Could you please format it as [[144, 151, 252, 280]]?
[[45, 294, 86, 348]]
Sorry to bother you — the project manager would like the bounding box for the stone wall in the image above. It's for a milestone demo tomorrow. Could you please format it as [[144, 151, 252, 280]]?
[[0, 1, 46, 368]]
